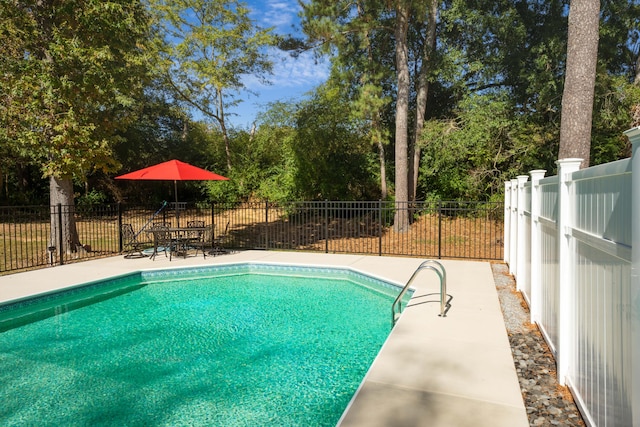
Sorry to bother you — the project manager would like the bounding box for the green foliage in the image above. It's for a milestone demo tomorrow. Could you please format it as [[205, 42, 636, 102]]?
[[200, 102, 298, 203], [151, 0, 277, 145], [591, 76, 640, 163], [112, 89, 229, 204], [204, 176, 241, 204], [3, 0, 638, 207], [76, 190, 108, 209], [0, 0, 152, 180], [291, 84, 380, 201], [301, 0, 396, 198], [420, 93, 539, 200]]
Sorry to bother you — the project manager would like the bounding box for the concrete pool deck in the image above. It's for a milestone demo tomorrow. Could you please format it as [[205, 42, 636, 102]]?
[[0, 251, 529, 427]]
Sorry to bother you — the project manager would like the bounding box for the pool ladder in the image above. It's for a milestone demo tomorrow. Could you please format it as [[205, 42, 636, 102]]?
[[392, 260, 448, 327]]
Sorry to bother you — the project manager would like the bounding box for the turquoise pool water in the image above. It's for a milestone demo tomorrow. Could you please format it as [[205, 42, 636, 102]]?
[[0, 264, 410, 426]]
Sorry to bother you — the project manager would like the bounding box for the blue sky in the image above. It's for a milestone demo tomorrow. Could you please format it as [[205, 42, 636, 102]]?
[[227, 0, 329, 128]]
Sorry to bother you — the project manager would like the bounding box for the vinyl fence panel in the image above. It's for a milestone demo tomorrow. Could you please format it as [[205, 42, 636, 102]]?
[[505, 126, 640, 427]]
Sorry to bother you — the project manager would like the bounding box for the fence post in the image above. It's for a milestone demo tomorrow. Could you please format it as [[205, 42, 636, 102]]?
[[265, 201, 269, 250], [623, 126, 640, 424], [378, 200, 382, 256], [437, 200, 442, 259], [117, 203, 123, 253], [509, 178, 518, 275], [211, 202, 216, 249], [515, 175, 529, 286], [556, 158, 582, 386], [324, 200, 329, 254], [529, 170, 546, 324], [57, 203, 64, 266], [504, 181, 512, 264]]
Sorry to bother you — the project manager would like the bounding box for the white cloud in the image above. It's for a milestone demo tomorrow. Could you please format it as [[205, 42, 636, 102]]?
[[263, 0, 300, 30], [248, 0, 301, 32], [243, 47, 329, 91], [230, 0, 328, 126], [272, 49, 329, 87]]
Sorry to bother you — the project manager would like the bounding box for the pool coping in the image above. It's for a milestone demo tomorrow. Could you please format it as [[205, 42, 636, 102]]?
[[0, 251, 529, 427]]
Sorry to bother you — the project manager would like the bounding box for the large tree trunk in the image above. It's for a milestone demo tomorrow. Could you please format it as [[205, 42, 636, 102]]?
[[375, 121, 388, 200], [410, 0, 438, 201], [393, 1, 410, 232], [49, 175, 81, 255], [558, 0, 600, 168]]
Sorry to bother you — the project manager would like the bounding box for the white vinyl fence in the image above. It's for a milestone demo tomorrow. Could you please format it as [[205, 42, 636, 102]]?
[[504, 127, 640, 427]]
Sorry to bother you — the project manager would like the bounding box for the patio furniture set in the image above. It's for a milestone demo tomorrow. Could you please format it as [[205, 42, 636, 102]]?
[[121, 220, 229, 260]]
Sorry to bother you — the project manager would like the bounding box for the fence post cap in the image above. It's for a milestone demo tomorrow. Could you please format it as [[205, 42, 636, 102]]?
[[623, 126, 640, 140], [555, 158, 583, 166]]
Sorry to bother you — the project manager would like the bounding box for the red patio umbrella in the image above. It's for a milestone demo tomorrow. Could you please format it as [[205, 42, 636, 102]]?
[[115, 159, 228, 225]]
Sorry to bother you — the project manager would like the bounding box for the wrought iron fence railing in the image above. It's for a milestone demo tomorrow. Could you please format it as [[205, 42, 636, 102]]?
[[0, 200, 504, 275]]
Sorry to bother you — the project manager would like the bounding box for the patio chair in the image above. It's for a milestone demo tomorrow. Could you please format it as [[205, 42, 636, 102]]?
[[186, 220, 206, 258], [149, 225, 174, 261], [121, 223, 151, 259], [209, 220, 230, 256]]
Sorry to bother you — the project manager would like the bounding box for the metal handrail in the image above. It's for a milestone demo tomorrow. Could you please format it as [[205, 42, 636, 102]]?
[[392, 259, 447, 327]]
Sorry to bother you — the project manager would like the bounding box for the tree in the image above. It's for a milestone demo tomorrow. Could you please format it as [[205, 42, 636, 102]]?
[[300, 0, 394, 200], [301, 0, 445, 219], [151, 0, 277, 172], [291, 85, 379, 200], [410, 0, 438, 203], [0, 0, 151, 253], [558, 0, 601, 168], [393, 0, 411, 231]]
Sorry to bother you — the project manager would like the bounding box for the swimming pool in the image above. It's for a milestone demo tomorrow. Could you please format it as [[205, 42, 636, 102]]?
[[0, 263, 411, 426]]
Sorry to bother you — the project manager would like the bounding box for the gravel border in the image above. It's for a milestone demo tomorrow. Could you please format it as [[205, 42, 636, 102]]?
[[490, 262, 586, 427]]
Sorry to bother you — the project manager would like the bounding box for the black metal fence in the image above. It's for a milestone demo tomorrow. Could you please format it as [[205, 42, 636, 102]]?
[[0, 200, 504, 275]]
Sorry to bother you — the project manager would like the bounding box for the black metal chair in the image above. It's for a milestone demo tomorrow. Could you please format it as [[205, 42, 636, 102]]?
[[186, 220, 206, 258], [209, 220, 230, 255], [121, 223, 151, 258], [149, 225, 174, 260]]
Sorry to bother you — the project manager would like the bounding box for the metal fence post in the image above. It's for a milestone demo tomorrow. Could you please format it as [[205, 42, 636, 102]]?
[[324, 200, 329, 254], [378, 200, 382, 256], [437, 200, 442, 259], [117, 203, 123, 253], [57, 203, 64, 266], [265, 200, 269, 250], [211, 202, 216, 248]]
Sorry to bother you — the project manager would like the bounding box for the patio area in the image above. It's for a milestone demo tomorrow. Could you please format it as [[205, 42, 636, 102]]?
[[0, 251, 528, 426]]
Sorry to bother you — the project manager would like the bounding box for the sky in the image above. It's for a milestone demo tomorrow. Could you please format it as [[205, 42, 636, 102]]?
[[226, 0, 330, 128]]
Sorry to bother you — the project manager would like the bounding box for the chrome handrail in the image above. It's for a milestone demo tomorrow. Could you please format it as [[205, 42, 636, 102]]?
[[392, 259, 447, 327]]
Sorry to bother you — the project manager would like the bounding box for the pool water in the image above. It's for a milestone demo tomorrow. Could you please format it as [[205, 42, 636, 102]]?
[[0, 265, 408, 426]]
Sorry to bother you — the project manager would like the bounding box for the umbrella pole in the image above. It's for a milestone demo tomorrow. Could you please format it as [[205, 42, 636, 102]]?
[[174, 180, 180, 227]]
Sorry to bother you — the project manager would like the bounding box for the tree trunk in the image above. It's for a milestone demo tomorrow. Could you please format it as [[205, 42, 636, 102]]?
[[393, 1, 410, 232], [375, 121, 388, 200], [49, 175, 81, 255], [558, 0, 600, 168], [410, 0, 438, 201]]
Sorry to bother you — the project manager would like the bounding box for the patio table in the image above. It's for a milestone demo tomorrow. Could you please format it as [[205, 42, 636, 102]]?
[[148, 227, 208, 260]]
